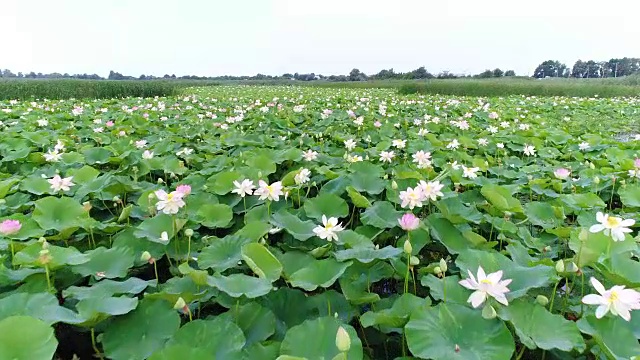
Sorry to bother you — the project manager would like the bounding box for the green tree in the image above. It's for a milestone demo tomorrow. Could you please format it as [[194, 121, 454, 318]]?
[[533, 60, 568, 78]]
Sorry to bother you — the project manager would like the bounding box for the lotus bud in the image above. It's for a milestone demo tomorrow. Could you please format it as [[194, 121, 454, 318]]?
[[258, 172, 262, 179], [140, 251, 152, 262], [433, 266, 442, 276], [112, 195, 121, 203], [565, 262, 579, 273], [82, 201, 92, 212], [157, 178, 164, 184], [555, 260, 565, 273], [439, 258, 448, 273], [543, 245, 551, 253], [148, 192, 156, 200], [482, 304, 497, 319], [403, 240, 412, 255], [335, 326, 351, 353], [410, 256, 419, 266], [579, 229, 588, 242], [593, 176, 600, 184], [185, 229, 194, 237], [391, 180, 398, 190], [589, 162, 595, 169], [173, 297, 186, 310], [398, 213, 420, 231], [536, 295, 549, 306], [38, 249, 52, 264]]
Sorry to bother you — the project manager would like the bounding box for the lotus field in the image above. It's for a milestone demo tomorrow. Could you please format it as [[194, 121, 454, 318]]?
[[3, 86, 640, 360]]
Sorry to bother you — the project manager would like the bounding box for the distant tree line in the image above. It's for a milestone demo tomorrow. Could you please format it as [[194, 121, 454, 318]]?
[[2, 58, 638, 82], [533, 58, 640, 79], [0, 66, 516, 82]]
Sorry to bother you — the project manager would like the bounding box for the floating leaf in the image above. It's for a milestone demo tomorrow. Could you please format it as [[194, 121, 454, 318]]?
[[0, 316, 58, 360], [406, 303, 515, 360], [102, 299, 181, 360], [242, 242, 283, 281], [270, 210, 317, 241], [361, 201, 403, 229], [498, 299, 585, 352], [207, 273, 273, 298], [304, 193, 349, 220], [280, 316, 363, 360], [32, 196, 92, 232]]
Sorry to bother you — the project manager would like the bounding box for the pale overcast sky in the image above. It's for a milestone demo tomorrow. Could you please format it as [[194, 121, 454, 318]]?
[[2, 0, 639, 77]]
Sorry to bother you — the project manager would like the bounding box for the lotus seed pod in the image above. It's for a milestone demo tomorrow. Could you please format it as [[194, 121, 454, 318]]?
[[481, 304, 497, 319], [433, 266, 442, 275], [555, 260, 565, 273], [185, 229, 194, 237], [536, 295, 549, 306], [335, 326, 351, 353], [403, 240, 412, 255]]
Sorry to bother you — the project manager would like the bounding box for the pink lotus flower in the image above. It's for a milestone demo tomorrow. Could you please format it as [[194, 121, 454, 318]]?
[[0, 220, 21, 235], [175, 184, 192, 196], [554, 168, 570, 180], [374, 121, 382, 128], [635, 158, 640, 169], [106, 121, 114, 127], [398, 213, 420, 231]]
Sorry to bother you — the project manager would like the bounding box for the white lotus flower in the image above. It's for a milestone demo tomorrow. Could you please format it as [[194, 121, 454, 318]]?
[[344, 139, 357, 151], [294, 168, 311, 185], [43, 149, 62, 162], [399, 186, 423, 209], [523, 144, 536, 156], [302, 150, 318, 161], [254, 180, 284, 201], [313, 215, 344, 241], [142, 150, 154, 159], [379, 151, 395, 163], [392, 139, 406, 149], [412, 151, 431, 168], [589, 212, 634, 241], [154, 190, 186, 214], [582, 277, 640, 321], [459, 266, 512, 308], [417, 180, 444, 201], [48, 175, 75, 193], [462, 166, 480, 179], [232, 179, 255, 197]]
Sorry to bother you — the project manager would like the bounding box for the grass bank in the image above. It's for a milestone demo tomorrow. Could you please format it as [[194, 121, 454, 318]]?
[[0, 79, 222, 100], [397, 77, 640, 98]]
